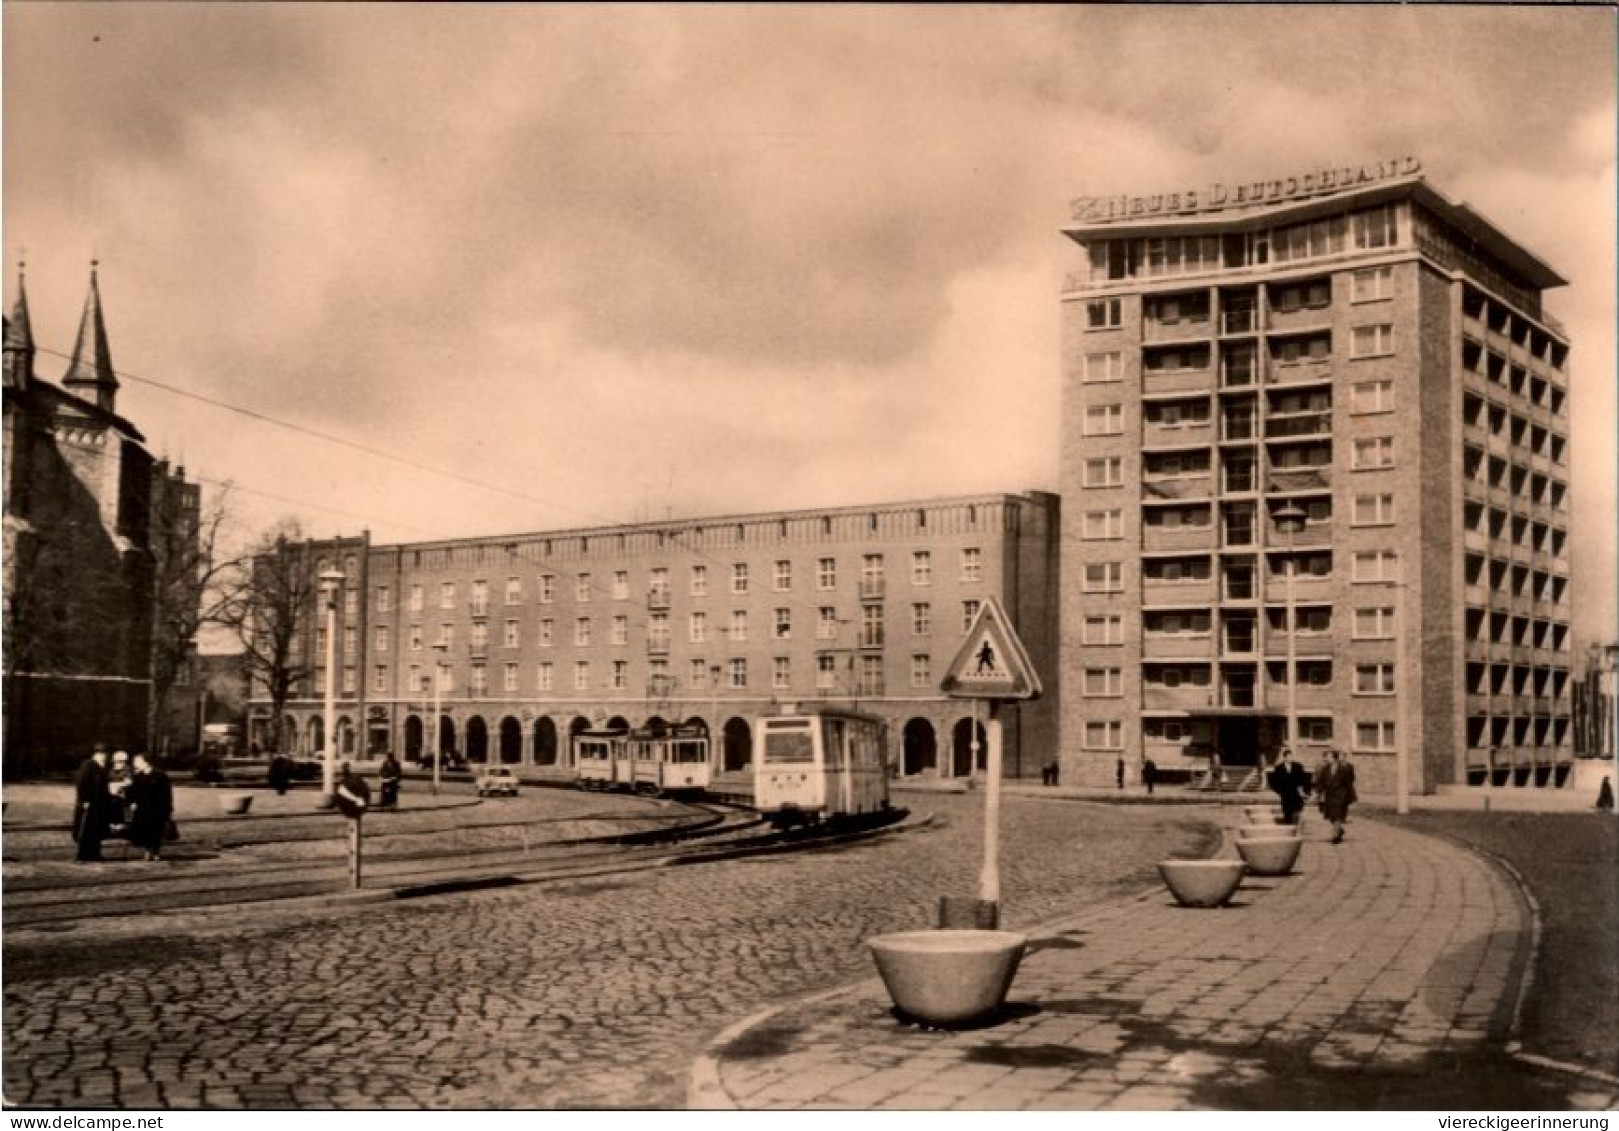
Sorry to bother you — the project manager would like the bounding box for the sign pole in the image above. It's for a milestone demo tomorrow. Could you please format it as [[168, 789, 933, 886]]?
[[349, 815, 363, 890], [979, 700, 1003, 907]]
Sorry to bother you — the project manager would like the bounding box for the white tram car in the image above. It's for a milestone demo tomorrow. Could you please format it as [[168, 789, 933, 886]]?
[[572, 726, 712, 797], [753, 707, 890, 825]]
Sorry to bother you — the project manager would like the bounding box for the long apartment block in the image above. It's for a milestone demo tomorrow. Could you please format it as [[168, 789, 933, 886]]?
[[1057, 159, 1573, 794]]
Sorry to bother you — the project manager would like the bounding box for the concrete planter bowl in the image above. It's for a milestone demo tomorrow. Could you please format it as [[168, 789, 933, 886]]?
[[1157, 859, 1246, 908], [867, 929, 1028, 1026], [1236, 836, 1304, 876], [1238, 823, 1298, 840], [1243, 807, 1284, 824], [218, 792, 254, 816]]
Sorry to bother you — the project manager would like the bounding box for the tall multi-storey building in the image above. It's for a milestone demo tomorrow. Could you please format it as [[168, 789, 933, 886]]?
[[1058, 159, 1574, 796], [248, 492, 1058, 780]]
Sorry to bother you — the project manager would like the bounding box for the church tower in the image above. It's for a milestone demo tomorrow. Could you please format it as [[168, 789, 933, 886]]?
[[61, 262, 119, 413]]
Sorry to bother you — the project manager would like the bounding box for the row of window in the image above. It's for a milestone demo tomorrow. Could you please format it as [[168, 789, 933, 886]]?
[[371, 550, 988, 614], [1083, 718, 1397, 752], [1081, 661, 1398, 696]]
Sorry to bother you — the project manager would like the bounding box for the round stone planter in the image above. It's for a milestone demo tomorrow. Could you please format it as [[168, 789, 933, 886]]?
[[1235, 836, 1303, 876], [1237, 823, 1298, 840], [1157, 859, 1246, 908], [867, 929, 1027, 1026], [218, 792, 254, 816], [1243, 807, 1284, 824]]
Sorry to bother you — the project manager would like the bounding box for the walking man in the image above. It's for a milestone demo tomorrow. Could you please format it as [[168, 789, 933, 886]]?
[[1320, 749, 1357, 844], [127, 754, 176, 861], [72, 745, 112, 862]]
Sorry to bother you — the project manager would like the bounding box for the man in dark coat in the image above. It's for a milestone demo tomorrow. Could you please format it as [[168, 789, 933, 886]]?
[[1268, 748, 1306, 825], [1320, 750, 1357, 843], [72, 746, 112, 862], [126, 753, 176, 861], [378, 753, 402, 810], [1141, 757, 1158, 796]]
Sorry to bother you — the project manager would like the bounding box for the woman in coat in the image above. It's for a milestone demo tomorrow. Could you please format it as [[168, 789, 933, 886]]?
[[126, 754, 175, 862], [1319, 750, 1357, 844]]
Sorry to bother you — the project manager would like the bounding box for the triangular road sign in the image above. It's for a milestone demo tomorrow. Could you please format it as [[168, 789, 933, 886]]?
[[941, 596, 1042, 701]]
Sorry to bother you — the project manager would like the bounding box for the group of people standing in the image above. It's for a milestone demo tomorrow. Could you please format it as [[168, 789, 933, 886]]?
[[1267, 747, 1357, 842], [72, 745, 176, 863]]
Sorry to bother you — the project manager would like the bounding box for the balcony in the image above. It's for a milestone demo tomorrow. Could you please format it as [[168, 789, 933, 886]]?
[[647, 587, 671, 611], [1142, 367, 1215, 396], [1265, 412, 1332, 440], [1141, 475, 1213, 501], [1142, 526, 1215, 553], [1142, 422, 1215, 450], [860, 578, 886, 600], [1142, 686, 1214, 711], [1144, 316, 1213, 345], [1221, 308, 1258, 336], [1262, 632, 1335, 659], [1265, 467, 1331, 494], [1141, 579, 1217, 607], [1267, 359, 1332, 387], [1142, 634, 1214, 661]]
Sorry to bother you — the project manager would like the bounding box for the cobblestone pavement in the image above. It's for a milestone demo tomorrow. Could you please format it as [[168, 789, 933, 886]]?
[[698, 813, 1619, 1111], [2, 793, 1214, 1108]]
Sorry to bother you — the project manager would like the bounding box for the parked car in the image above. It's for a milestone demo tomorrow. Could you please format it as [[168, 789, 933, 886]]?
[[476, 766, 520, 797]]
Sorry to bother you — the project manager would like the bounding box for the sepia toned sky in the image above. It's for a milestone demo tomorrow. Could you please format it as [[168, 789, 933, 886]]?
[[5, 5, 1616, 645]]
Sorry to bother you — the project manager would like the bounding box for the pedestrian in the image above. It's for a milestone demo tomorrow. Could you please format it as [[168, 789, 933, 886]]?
[[1598, 776, 1614, 812], [1268, 748, 1305, 825], [336, 762, 371, 815], [107, 750, 133, 831], [1208, 752, 1224, 791], [126, 753, 176, 861], [1041, 757, 1058, 787], [1141, 757, 1158, 796], [1320, 749, 1357, 844], [72, 745, 112, 862], [268, 752, 291, 795], [378, 752, 402, 810], [1116, 757, 1125, 790]]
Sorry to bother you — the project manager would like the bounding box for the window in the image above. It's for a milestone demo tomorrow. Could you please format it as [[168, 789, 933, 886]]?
[[861, 554, 885, 595], [409, 584, 424, 613], [861, 605, 884, 648], [436, 623, 453, 647], [343, 667, 357, 694], [1082, 614, 1123, 645], [575, 618, 592, 646], [409, 625, 423, 652], [538, 662, 554, 691], [1084, 721, 1123, 749], [1270, 278, 1332, 312], [1083, 562, 1123, 593], [817, 607, 838, 640], [1353, 206, 1397, 250], [1083, 668, 1123, 697], [649, 567, 669, 602], [911, 551, 932, 586], [344, 588, 358, 618], [1084, 404, 1124, 436], [377, 586, 392, 613], [574, 661, 590, 691], [1354, 606, 1397, 639], [817, 557, 837, 590], [408, 664, 422, 693], [690, 565, 708, 597], [1086, 298, 1122, 330], [538, 618, 553, 647], [1352, 266, 1393, 302], [576, 573, 592, 602], [504, 663, 520, 692], [1297, 717, 1334, 743], [611, 615, 628, 646], [470, 580, 488, 616], [911, 654, 932, 688], [773, 657, 791, 690], [769, 560, 791, 592], [1273, 335, 1331, 365], [1352, 494, 1395, 526], [1351, 324, 1394, 358], [469, 664, 487, 695], [960, 547, 983, 582], [1351, 379, 1394, 414], [504, 577, 521, 605], [729, 658, 747, 689], [612, 571, 629, 601], [539, 575, 555, 604], [732, 563, 749, 594], [612, 660, 628, 690], [469, 622, 488, 653], [504, 620, 520, 648], [689, 612, 707, 643], [440, 582, 455, 610], [912, 602, 932, 636], [690, 659, 709, 687], [1356, 721, 1396, 751], [730, 610, 748, 642], [1352, 436, 1395, 470], [816, 654, 837, 690], [775, 608, 792, 639], [438, 666, 454, 694], [1081, 351, 1123, 384], [1082, 509, 1123, 540], [373, 665, 388, 693], [1352, 550, 1399, 583], [375, 626, 390, 654], [648, 613, 669, 651], [1355, 663, 1396, 695], [962, 600, 981, 630], [1084, 457, 1123, 488]]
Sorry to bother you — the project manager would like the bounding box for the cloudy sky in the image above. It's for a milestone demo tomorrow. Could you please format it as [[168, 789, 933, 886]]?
[[5, 5, 1616, 643]]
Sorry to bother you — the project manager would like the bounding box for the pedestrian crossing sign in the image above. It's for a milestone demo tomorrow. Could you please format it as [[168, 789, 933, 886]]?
[[941, 596, 1042, 701]]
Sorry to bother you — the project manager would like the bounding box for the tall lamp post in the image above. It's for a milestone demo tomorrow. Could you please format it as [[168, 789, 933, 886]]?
[[1272, 504, 1307, 769], [432, 640, 449, 795], [318, 567, 346, 801]]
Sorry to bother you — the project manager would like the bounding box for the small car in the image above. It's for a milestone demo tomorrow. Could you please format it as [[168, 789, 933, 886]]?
[[475, 766, 520, 797]]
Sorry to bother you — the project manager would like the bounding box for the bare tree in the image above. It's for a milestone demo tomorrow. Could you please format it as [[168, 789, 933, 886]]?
[[145, 485, 241, 754], [219, 520, 317, 754]]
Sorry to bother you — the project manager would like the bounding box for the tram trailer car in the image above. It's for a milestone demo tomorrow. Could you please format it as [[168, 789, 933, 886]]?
[[572, 727, 712, 796], [754, 708, 890, 826], [574, 730, 624, 790]]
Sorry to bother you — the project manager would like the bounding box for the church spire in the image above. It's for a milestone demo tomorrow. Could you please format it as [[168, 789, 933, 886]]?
[[4, 259, 36, 390], [62, 260, 119, 412]]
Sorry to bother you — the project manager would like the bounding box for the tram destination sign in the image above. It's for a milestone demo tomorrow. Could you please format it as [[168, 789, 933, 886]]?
[[941, 596, 1042, 701]]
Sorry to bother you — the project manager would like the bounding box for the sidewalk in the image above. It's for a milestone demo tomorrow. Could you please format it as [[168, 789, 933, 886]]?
[[690, 811, 1619, 1111]]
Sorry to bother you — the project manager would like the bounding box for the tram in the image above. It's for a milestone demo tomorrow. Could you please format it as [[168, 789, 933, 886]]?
[[571, 725, 712, 796], [753, 706, 890, 826]]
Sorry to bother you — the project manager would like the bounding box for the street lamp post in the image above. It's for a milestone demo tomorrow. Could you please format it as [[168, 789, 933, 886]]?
[[432, 640, 449, 795], [1272, 505, 1307, 771], [318, 568, 346, 801]]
